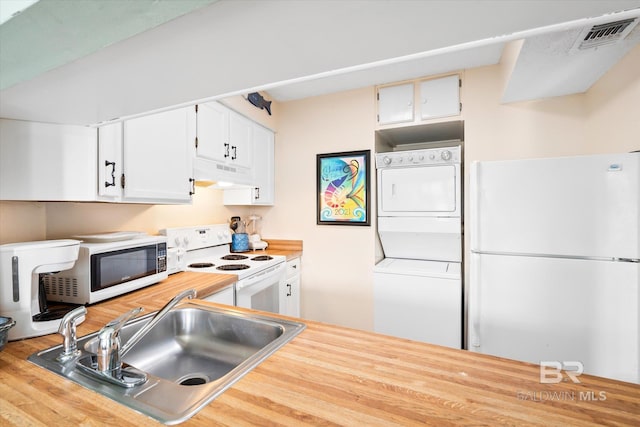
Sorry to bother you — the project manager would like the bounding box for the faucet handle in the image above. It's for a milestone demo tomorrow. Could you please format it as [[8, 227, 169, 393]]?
[[105, 306, 143, 331], [57, 306, 87, 362], [98, 307, 143, 342], [96, 307, 143, 373]]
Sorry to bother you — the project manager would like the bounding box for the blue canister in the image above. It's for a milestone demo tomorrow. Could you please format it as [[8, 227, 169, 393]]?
[[231, 233, 249, 252]]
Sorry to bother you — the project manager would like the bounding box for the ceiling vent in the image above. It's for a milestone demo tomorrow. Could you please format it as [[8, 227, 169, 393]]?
[[571, 18, 639, 52]]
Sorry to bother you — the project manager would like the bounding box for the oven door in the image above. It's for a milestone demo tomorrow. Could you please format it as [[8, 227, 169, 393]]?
[[377, 164, 461, 217], [235, 262, 286, 314]]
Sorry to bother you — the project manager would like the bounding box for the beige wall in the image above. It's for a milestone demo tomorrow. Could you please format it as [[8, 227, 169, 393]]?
[[44, 187, 247, 239], [0, 188, 247, 244], [0, 202, 46, 243], [585, 45, 640, 154], [254, 87, 377, 330]]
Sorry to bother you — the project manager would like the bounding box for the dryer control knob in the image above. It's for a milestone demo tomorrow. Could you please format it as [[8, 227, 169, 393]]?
[[429, 153, 436, 160], [441, 150, 452, 161], [383, 156, 391, 165], [408, 156, 414, 162]]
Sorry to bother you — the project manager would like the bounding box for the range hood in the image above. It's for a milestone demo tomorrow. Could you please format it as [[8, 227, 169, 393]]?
[[192, 157, 252, 188]]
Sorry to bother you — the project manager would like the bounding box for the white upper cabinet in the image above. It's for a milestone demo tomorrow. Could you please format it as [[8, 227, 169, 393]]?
[[97, 122, 123, 200], [228, 111, 253, 169], [419, 75, 460, 120], [195, 101, 229, 164], [251, 124, 275, 205], [0, 119, 98, 201], [377, 83, 414, 125], [194, 101, 253, 184], [98, 107, 195, 204], [376, 74, 461, 128], [223, 123, 275, 206]]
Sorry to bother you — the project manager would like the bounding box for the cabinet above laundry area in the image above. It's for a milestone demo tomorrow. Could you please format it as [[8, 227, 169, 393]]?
[[376, 74, 462, 129]]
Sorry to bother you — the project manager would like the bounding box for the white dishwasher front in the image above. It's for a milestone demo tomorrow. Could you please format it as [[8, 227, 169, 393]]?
[[373, 258, 461, 349]]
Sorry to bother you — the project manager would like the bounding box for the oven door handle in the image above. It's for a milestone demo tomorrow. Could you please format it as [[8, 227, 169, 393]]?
[[235, 263, 285, 291]]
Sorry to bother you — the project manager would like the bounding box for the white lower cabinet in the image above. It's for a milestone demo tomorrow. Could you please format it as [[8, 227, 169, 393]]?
[[280, 257, 301, 317], [98, 107, 195, 204], [0, 119, 98, 201], [202, 285, 235, 306]]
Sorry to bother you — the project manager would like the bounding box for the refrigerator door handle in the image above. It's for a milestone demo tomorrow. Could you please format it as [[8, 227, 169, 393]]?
[[469, 252, 481, 348]]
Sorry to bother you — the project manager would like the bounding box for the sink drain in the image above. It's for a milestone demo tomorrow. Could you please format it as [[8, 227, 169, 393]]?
[[178, 375, 209, 386]]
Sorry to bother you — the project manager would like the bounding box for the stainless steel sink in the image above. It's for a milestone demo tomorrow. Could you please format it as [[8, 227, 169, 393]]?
[[28, 301, 305, 425]]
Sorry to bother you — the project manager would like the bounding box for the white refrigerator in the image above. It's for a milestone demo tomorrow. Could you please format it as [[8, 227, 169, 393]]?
[[469, 152, 639, 384]]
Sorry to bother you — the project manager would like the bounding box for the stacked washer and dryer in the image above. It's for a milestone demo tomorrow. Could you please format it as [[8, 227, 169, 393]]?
[[373, 146, 462, 349]]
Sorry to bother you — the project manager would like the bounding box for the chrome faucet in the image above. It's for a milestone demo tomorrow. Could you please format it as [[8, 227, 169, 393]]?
[[76, 288, 198, 388], [120, 288, 197, 359]]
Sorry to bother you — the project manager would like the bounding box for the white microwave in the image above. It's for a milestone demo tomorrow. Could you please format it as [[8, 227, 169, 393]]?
[[44, 236, 168, 304]]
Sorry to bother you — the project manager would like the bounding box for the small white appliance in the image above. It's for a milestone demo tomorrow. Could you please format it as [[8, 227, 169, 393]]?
[[246, 215, 268, 250], [0, 239, 81, 340], [43, 235, 168, 305], [469, 151, 640, 384], [160, 225, 286, 314], [166, 247, 186, 274], [374, 146, 463, 349]]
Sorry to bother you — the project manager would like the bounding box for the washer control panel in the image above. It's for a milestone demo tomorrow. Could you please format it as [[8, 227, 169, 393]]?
[[375, 146, 460, 168]]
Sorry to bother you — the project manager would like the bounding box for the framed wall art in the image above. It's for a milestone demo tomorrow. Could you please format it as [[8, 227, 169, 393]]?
[[316, 149, 370, 226]]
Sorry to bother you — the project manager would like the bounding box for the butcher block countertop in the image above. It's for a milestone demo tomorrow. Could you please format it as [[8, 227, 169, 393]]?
[[1, 271, 639, 426]]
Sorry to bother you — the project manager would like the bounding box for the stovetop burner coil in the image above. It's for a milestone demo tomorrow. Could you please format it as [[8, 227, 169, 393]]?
[[251, 255, 273, 261], [221, 254, 249, 261], [189, 262, 215, 268], [216, 264, 250, 271]]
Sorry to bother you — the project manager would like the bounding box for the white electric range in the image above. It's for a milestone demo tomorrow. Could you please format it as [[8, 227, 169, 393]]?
[[160, 224, 286, 314]]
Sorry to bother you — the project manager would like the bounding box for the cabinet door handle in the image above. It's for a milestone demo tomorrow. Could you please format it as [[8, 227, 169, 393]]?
[[105, 160, 116, 187], [286, 283, 292, 297], [224, 143, 230, 158], [254, 187, 260, 200], [231, 145, 237, 160], [189, 178, 195, 196]]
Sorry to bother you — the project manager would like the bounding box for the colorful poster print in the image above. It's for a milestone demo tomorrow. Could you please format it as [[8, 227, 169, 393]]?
[[316, 150, 370, 225]]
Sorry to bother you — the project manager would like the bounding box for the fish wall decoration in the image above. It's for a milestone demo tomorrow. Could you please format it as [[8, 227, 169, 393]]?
[[247, 92, 272, 115]]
